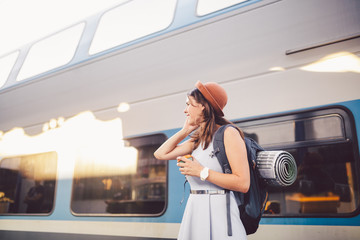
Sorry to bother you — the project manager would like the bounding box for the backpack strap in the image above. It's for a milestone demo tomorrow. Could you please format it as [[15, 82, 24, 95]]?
[[226, 189, 232, 236], [213, 125, 232, 174], [213, 124, 238, 236]]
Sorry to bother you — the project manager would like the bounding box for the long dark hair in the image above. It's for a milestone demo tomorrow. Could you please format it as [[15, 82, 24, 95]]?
[[189, 88, 244, 150]]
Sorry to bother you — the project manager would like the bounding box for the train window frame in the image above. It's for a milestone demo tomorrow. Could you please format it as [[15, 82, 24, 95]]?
[[0, 151, 58, 215], [235, 106, 360, 218], [89, 0, 177, 55], [16, 22, 85, 82], [70, 133, 168, 217]]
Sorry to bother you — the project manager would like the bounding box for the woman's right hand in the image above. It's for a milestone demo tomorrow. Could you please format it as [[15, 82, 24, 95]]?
[[182, 116, 199, 134], [153, 117, 195, 161]]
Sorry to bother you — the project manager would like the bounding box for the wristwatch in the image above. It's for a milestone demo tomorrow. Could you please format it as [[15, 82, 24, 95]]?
[[200, 167, 209, 181]]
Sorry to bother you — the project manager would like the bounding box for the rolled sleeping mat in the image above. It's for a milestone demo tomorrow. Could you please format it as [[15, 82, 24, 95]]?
[[256, 151, 297, 187]]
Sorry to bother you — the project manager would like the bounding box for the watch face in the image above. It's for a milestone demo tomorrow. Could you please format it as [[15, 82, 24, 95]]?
[[201, 167, 209, 181]]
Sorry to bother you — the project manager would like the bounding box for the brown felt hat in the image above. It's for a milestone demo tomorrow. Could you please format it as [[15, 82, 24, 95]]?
[[195, 81, 227, 116]]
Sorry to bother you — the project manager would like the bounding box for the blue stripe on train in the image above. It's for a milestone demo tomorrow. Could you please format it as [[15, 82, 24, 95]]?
[[1, 99, 359, 227]]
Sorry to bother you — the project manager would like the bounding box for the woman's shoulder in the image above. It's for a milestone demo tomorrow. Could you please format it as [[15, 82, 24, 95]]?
[[224, 125, 240, 134], [224, 125, 244, 142]]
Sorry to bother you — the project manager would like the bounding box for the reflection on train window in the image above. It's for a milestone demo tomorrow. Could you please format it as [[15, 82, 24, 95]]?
[[71, 134, 167, 215], [0, 152, 57, 214], [237, 108, 359, 216]]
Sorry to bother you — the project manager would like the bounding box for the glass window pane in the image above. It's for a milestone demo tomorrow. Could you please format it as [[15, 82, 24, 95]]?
[[71, 134, 167, 215], [0, 51, 19, 88], [17, 23, 84, 81], [303, 115, 344, 141], [0, 152, 57, 214], [242, 121, 295, 146], [241, 114, 345, 147], [89, 0, 177, 54], [196, 0, 247, 16]]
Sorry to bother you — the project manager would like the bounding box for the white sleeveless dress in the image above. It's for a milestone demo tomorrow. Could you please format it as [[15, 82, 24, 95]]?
[[177, 140, 247, 240]]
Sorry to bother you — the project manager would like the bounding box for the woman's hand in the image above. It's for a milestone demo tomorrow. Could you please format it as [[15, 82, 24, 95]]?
[[182, 116, 199, 135], [177, 155, 203, 177]]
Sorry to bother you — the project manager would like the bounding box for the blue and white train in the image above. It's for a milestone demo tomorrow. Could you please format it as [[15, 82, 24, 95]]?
[[0, 0, 359, 239]]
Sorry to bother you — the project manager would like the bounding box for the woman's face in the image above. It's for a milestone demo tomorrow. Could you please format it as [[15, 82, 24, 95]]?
[[184, 96, 204, 125]]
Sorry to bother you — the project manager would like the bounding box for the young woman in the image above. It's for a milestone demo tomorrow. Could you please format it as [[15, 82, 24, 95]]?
[[154, 81, 250, 240]]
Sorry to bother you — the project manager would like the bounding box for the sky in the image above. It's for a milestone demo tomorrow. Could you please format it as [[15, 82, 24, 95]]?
[[0, 0, 127, 57]]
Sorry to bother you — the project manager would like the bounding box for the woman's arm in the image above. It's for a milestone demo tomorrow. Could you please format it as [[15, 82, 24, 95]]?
[[178, 126, 250, 193]]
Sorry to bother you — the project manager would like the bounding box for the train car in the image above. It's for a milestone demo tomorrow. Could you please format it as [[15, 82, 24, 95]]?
[[0, 0, 359, 239]]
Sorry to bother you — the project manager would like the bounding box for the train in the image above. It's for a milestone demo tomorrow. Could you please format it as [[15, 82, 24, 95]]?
[[0, 0, 359, 239]]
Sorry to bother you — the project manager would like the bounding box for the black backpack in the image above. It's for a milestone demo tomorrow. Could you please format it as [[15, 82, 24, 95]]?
[[213, 124, 268, 235]]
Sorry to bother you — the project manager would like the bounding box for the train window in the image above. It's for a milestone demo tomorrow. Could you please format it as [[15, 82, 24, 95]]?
[[236, 107, 360, 217], [71, 134, 167, 215], [16, 23, 84, 81], [0, 51, 19, 89], [89, 0, 177, 54], [196, 0, 248, 16], [0, 152, 57, 215]]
